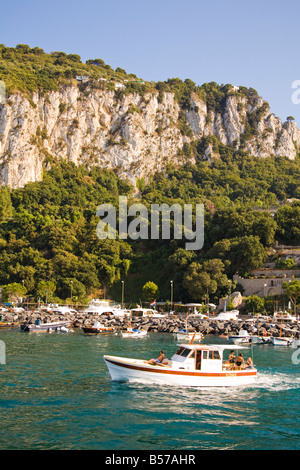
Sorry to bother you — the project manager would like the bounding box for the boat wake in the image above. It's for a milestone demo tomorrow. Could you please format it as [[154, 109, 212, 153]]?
[[254, 370, 300, 392]]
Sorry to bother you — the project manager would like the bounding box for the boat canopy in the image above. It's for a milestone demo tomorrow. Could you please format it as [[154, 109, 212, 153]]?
[[177, 343, 250, 350]]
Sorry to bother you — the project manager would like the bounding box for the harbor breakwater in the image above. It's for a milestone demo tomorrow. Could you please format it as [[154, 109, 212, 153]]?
[[2, 310, 300, 338]]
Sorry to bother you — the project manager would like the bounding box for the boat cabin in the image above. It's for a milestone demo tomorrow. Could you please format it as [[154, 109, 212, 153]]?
[[130, 308, 164, 318], [171, 344, 247, 372], [131, 308, 156, 317]]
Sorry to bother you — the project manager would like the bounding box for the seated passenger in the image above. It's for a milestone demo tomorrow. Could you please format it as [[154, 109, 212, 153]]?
[[145, 350, 166, 365], [245, 356, 254, 369], [228, 350, 235, 369], [235, 353, 245, 369]]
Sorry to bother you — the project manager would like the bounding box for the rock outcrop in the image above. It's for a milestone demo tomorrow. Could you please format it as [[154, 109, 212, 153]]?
[[0, 82, 299, 188]]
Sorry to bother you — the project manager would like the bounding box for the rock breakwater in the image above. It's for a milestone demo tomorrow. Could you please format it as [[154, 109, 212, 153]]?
[[3, 310, 300, 339]]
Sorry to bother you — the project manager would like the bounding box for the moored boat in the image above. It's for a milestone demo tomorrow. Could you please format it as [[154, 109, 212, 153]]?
[[251, 335, 272, 345], [83, 299, 130, 317], [120, 327, 148, 338], [130, 308, 165, 319], [82, 320, 115, 335], [270, 311, 295, 346], [174, 312, 203, 343], [215, 310, 239, 321], [104, 344, 257, 387], [270, 336, 294, 346], [175, 329, 203, 342], [0, 320, 19, 329], [21, 319, 72, 332], [228, 329, 251, 344], [273, 311, 297, 323]]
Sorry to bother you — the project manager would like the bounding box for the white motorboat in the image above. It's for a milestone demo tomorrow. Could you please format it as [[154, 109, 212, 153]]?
[[119, 310, 148, 338], [81, 299, 128, 317], [175, 313, 203, 342], [270, 312, 295, 346], [21, 319, 72, 332], [273, 311, 297, 323], [120, 327, 148, 338], [270, 336, 294, 346], [104, 344, 257, 387], [49, 306, 78, 315], [82, 320, 115, 335], [130, 308, 165, 318], [251, 335, 272, 345], [215, 310, 239, 321], [228, 329, 251, 344], [175, 329, 203, 342]]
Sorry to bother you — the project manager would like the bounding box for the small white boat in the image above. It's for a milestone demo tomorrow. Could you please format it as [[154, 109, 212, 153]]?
[[21, 319, 72, 332], [175, 313, 203, 343], [82, 299, 129, 317], [104, 344, 257, 387], [270, 336, 294, 346], [175, 330, 203, 342], [270, 312, 295, 346], [251, 335, 272, 345], [130, 308, 165, 319], [228, 329, 251, 344], [215, 310, 239, 321], [273, 311, 297, 323], [82, 320, 115, 335], [44, 304, 78, 315], [120, 328, 148, 338]]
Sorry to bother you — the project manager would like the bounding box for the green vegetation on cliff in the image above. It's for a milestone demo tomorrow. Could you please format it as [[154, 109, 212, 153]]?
[[0, 152, 299, 305], [0, 44, 261, 119]]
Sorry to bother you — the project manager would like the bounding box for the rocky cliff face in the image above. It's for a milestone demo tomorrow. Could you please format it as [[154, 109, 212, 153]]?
[[0, 83, 299, 188]]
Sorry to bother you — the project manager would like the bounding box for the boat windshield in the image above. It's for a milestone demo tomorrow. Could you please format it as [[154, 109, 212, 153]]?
[[175, 347, 191, 357]]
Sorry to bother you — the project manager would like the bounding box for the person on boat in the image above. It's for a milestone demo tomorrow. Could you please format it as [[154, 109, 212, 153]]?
[[235, 353, 245, 369], [145, 350, 166, 365], [228, 350, 235, 364], [245, 357, 254, 369]]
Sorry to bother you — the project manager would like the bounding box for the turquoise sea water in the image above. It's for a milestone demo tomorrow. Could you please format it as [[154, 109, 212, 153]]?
[[0, 329, 299, 450]]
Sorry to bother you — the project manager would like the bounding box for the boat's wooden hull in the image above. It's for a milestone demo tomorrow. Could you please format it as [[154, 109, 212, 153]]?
[[0, 322, 19, 329], [103, 355, 257, 387], [82, 327, 115, 335]]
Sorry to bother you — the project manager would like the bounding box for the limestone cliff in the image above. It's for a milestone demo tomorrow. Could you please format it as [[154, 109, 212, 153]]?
[[0, 82, 299, 188]]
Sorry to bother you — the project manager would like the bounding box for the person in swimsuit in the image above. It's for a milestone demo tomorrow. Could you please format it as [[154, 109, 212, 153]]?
[[245, 356, 253, 368], [235, 353, 244, 369], [145, 350, 166, 365]]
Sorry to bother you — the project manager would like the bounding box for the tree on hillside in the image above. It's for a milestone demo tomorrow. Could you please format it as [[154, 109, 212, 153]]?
[[282, 280, 300, 315], [2, 282, 27, 304], [244, 295, 265, 314], [142, 281, 159, 302], [36, 280, 56, 302], [228, 236, 267, 276], [183, 259, 228, 302], [275, 205, 300, 245]]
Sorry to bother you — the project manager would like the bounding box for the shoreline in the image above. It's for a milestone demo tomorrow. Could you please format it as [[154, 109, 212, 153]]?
[[1, 310, 299, 338]]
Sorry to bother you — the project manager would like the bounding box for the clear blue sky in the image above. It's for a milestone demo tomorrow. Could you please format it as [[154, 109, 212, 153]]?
[[2, 0, 300, 125]]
